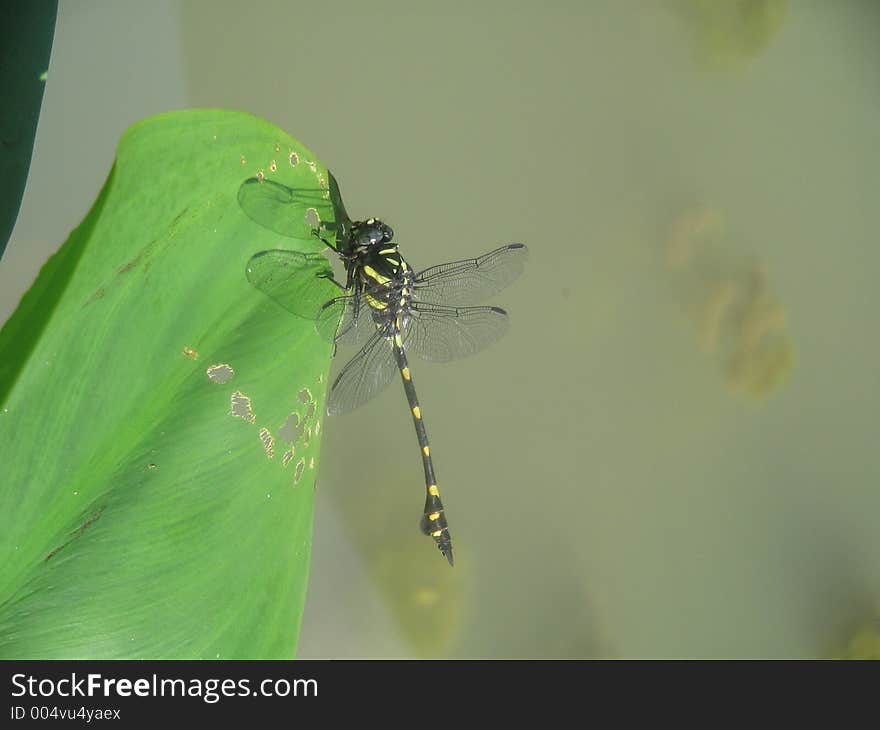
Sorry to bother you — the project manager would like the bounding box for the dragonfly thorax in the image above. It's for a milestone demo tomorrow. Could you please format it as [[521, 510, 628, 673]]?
[[355, 235, 409, 285]]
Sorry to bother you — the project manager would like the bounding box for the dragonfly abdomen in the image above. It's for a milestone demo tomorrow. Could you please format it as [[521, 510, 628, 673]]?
[[392, 341, 454, 567]]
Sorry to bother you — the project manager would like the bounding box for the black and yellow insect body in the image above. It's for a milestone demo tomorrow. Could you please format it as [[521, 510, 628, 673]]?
[[239, 174, 527, 566], [338, 235, 456, 562]]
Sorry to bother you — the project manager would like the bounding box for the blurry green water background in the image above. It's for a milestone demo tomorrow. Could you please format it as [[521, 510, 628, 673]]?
[[3, 0, 879, 658]]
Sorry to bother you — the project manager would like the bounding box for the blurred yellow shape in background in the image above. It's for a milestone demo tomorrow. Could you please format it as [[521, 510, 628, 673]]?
[[675, 0, 789, 71], [667, 205, 795, 398]]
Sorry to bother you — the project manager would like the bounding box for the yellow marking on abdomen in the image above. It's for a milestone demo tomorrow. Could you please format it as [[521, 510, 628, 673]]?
[[427, 512, 441, 521], [412, 406, 421, 419], [401, 367, 411, 380], [428, 485, 439, 496], [431, 530, 442, 538], [422, 445, 430, 456], [394, 334, 403, 347]]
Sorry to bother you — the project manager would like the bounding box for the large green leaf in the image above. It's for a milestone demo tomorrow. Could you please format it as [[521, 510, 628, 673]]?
[[0, 110, 337, 658]]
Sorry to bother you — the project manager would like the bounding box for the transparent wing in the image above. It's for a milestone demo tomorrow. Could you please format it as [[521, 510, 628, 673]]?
[[413, 243, 528, 304], [403, 302, 510, 362], [326, 330, 398, 416], [245, 249, 339, 320], [238, 176, 349, 247], [315, 293, 377, 347]]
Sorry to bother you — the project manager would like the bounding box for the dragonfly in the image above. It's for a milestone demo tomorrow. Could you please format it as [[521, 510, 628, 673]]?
[[238, 173, 527, 566]]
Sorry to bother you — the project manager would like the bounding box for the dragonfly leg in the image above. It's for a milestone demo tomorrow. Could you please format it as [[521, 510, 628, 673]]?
[[311, 227, 338, 251], [316, 271, 347, 290]]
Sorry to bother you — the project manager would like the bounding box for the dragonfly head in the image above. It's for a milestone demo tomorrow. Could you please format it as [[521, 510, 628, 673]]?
[[355, 218, 395, 248]]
